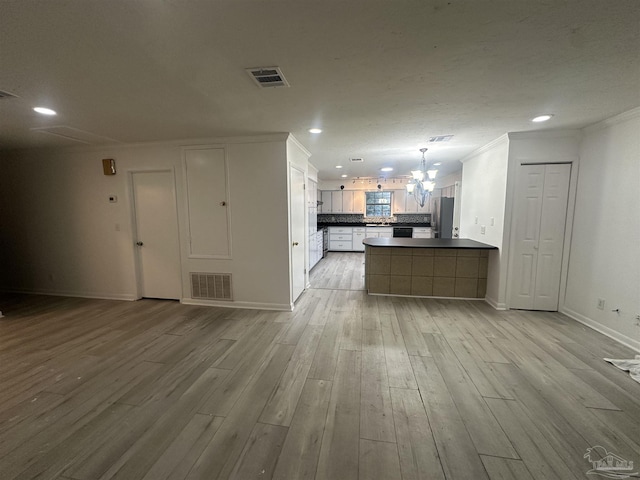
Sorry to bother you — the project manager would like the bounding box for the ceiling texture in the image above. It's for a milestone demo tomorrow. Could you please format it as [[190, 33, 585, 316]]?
[[1, 1, 639, 181]]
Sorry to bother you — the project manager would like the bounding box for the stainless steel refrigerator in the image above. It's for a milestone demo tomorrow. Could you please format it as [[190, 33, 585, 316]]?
[[439, 197, 455, 239]]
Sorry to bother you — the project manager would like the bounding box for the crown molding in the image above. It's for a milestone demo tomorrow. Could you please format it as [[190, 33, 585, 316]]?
[[286, 133, 312, 157], [583, 106, 640, 134], [460, 133, 509, 163]]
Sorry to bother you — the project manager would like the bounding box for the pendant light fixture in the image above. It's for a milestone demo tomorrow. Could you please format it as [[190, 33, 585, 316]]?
[[406, 148, 437, 207]]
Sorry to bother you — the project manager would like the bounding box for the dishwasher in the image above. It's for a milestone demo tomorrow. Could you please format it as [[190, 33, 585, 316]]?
[[392, 227, 413, 238]]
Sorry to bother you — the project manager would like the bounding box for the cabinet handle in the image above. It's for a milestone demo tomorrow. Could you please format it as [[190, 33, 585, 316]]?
[[293, 242, 299, 246], [220, 201, 226, 206]]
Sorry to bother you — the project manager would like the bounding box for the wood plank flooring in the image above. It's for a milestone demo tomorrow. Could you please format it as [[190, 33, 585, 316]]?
[[1, 252, 639, 480]]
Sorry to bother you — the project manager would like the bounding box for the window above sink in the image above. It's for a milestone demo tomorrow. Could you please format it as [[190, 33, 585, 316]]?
[[365, 191, 392, 217]]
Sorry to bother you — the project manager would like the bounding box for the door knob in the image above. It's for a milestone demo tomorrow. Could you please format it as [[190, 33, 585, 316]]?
[[293, 242, 299, 246], [136, 241, 144, 246]]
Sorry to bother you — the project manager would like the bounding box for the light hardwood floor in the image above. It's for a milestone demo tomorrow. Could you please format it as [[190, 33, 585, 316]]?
[[1, 252, 639, 480]]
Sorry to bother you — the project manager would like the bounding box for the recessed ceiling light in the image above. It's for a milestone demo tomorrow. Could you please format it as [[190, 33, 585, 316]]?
[[532, 114, 553, 123], [33, 107, 57, 116], [335, 165, 343, 169], [341, 174, 348, 178], [433, 162, 442, 166], [380, 167, 393, 172], [309, 128, 322, 134]]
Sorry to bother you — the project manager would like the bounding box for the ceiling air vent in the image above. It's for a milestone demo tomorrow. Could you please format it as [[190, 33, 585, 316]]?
[[428, 135, 454, 143], [246, 67, 289, 88], [30, 126, 118, 145], [0, 90, 18, 99], [350, 158, 364, 163]]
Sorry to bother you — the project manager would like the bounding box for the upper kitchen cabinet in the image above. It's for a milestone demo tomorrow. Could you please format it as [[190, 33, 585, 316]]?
[[342, 190, 364, 213], [353, 191, 365, 213], [331, 191, 343, 212], [320, 190, 332, 213], [392, 189, 406, 214], [404, 191, 431, 213], [319, 190, 365, 214]]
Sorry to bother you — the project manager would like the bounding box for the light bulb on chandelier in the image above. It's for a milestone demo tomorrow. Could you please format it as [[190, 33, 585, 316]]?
[[406, 147, 437, 207]]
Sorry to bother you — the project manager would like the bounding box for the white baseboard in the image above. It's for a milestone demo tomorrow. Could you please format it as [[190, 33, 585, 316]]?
[[485, 295, 507, 310], [1, 288, 137, 302], [181, 298, 293, 312], [561, 306, 640, 353]]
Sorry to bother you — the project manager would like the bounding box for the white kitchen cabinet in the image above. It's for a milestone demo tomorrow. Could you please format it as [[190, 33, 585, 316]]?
[[352, 227, 365, 251], [392, 189, 406, 214], [321, 190, 332, 213], [404, 192, 431, 213], [365, 227, 393, 239], [353, 191, 365, 213], [378, 227, 393, 238], [413, 227, 432, 238], [331, 191, 343, 213], [342, 191, 353, 213], [319, 190, 364, 214], [310, 230, 324, 269], [329, 226, 353, 250]]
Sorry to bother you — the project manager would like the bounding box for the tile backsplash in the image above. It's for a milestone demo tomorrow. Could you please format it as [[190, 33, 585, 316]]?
[[318, 213, 431, 225]]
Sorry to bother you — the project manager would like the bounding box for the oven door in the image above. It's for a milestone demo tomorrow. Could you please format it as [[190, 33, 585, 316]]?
[[393, 227, 413, 238]]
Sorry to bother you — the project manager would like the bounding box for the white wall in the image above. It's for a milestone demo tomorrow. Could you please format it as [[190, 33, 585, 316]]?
[[0, 134, 298, 310], [460, 130, 583, 309], [561, 109, 640, 351], [459, 135, 510, 307]]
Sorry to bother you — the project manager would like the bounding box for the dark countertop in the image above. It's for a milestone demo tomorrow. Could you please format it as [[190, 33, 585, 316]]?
[[363, 238, 497, 249]]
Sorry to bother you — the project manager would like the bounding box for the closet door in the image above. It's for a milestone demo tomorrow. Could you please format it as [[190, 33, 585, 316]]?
[[510, 164, 571, 310]]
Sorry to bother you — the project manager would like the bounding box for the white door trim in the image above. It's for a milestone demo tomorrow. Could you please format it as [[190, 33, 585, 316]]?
[[128, 168, 183, 300], [289, 164, 307, 305], [506, 162, 573, 311]]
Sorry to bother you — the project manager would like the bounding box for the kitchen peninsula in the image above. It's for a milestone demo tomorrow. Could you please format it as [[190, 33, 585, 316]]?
[[363, 237, 497, 298]]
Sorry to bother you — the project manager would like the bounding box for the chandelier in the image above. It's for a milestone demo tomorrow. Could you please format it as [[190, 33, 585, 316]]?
[[405, 147, 437, 207]]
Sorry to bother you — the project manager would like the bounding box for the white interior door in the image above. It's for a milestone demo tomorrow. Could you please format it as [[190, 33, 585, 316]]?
[[509, 164, 571, 310], [290, 167, 306, 302], [533, 164, 571, 310], [132, 171, 182, 300]]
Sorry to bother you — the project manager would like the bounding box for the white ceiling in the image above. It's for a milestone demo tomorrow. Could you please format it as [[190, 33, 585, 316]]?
[[1, 1, 639, 181]]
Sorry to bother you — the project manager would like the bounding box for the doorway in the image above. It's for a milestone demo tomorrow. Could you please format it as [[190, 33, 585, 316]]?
[[290, 166, 306, 302], [508, 163, 571, 311], [131, 170, 182, 300]]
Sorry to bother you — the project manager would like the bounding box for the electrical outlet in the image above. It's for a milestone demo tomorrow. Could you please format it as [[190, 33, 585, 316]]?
[[597, 298, 605, 310], [480, 225, 486, 235]]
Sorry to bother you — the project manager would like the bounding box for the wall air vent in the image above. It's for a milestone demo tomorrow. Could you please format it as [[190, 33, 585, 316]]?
[[191, 273, 233, 301], [0, 90, 18, 99], [350, 158, 364, 163], [246, 67, 289, 88], [428, 135, 454, 143]]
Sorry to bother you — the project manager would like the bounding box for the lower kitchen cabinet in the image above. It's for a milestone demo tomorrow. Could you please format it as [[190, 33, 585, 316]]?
[[329, 226, 353, 251], [352, 227, 365, 251], [413, 227, 432, 238], [310, 230, 324, 269]]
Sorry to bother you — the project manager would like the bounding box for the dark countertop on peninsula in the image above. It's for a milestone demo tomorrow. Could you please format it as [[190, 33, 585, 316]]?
[[363, 238, 497, 249]]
